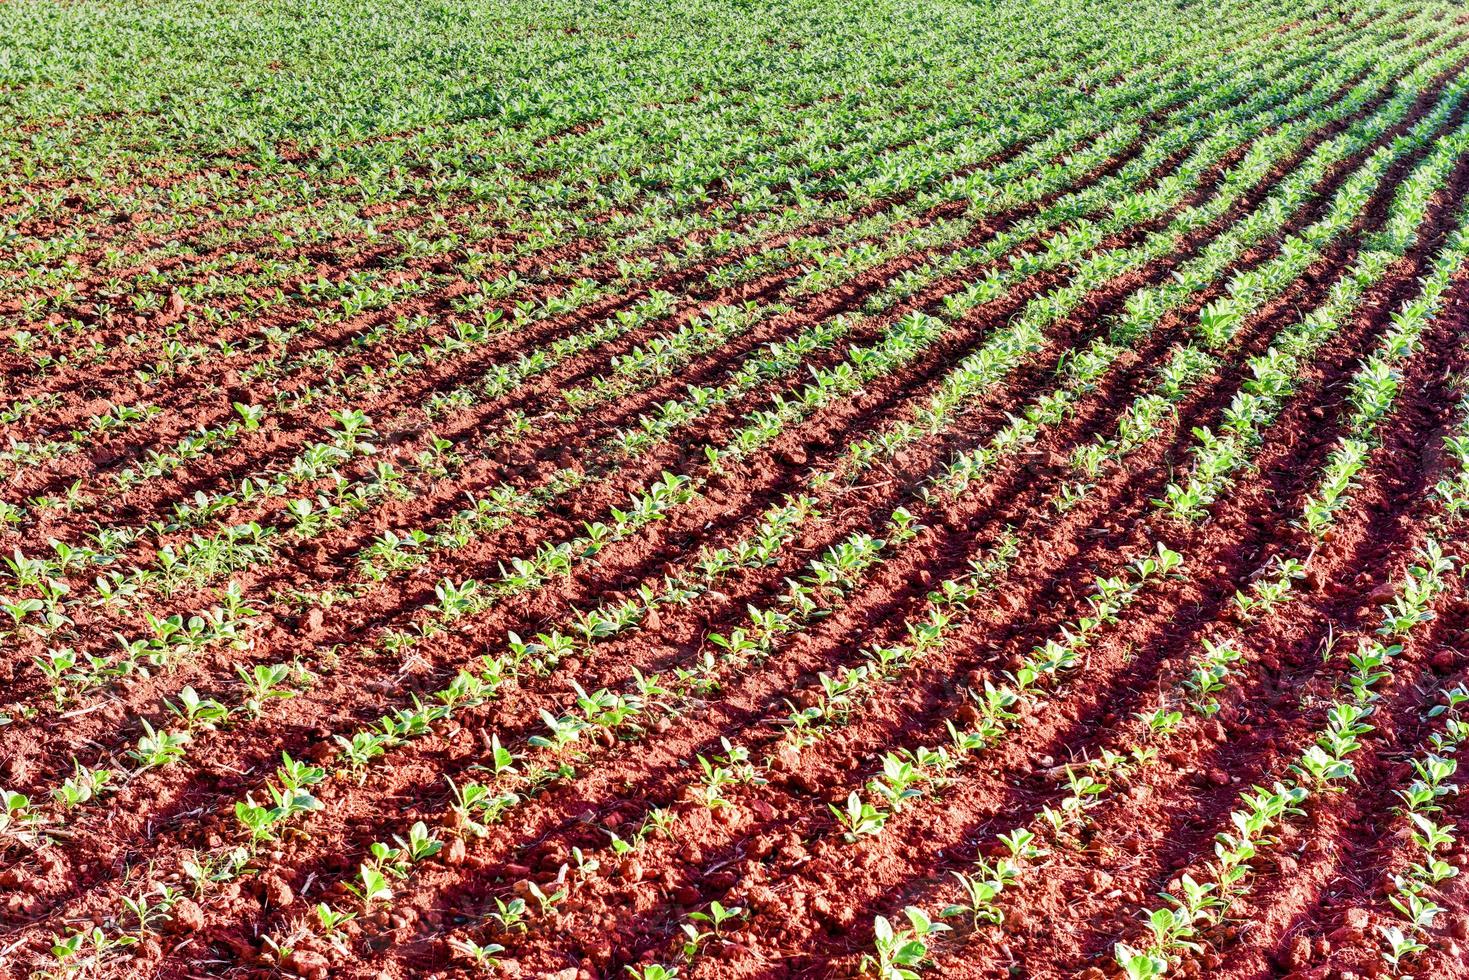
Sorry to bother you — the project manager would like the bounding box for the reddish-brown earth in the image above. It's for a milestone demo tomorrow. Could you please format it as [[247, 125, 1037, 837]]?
[[7, 5, 1469, 980]]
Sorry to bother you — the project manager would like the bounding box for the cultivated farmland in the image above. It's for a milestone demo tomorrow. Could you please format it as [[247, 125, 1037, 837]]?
[[4, 0, 1469, 977]]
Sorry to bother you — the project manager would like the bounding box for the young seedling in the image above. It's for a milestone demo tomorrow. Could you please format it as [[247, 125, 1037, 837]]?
[[831, 791, 887, 842], [447, 936, 507, 971], [861, 907, 950, 979]]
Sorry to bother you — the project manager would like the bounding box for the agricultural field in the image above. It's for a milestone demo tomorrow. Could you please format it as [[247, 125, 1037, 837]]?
[[7, 0, 1469, 977]]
